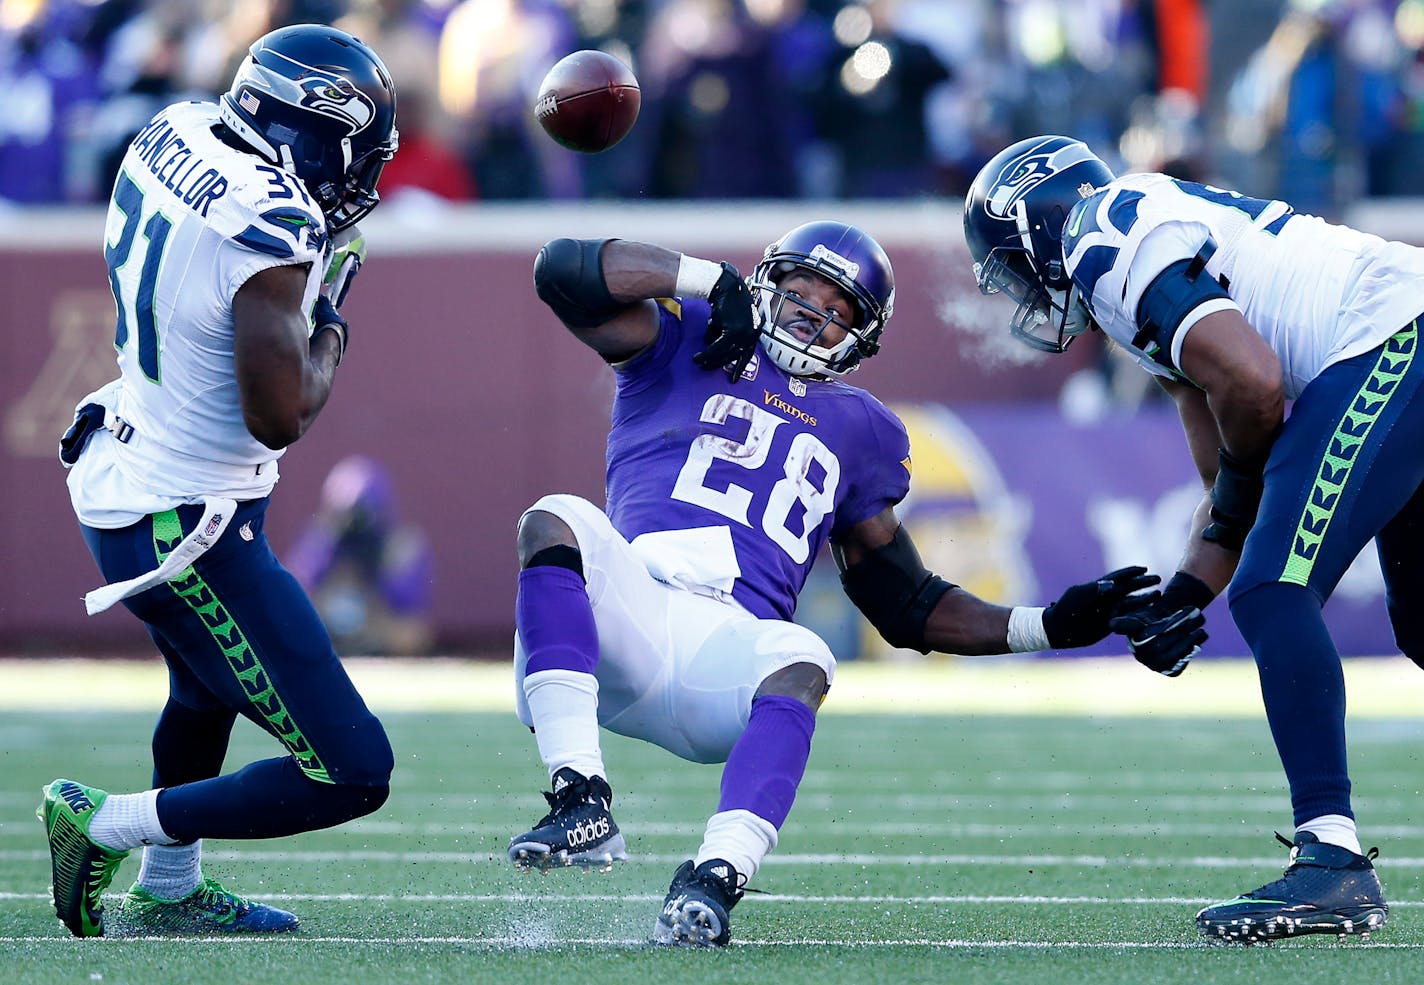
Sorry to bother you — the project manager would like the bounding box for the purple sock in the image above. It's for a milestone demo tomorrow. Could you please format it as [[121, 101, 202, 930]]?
[[518, 566, 600, 676], [717, 694, 816, 828]]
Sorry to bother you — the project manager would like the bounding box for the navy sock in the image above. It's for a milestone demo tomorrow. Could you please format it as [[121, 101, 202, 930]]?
[[717, 694, 816, 828], [156, 757, 388, 841], [518, 565, 599, 676], [1231, 581, 1353, 826]]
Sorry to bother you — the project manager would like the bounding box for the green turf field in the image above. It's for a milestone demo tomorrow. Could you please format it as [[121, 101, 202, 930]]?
[[3, 658, 1423, 984]]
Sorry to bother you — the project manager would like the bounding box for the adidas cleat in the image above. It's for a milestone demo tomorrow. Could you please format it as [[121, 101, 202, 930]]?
[[1197, 832, 1388, 944], [111, 878, 299, 935], [653, 858, 744, 948], [507, 767, 628, 872], [37, 779, 130, 937]]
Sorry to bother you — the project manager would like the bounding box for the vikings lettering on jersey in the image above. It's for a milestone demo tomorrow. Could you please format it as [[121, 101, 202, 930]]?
[[1061, 172, 1424, 398], [605, 299, 911, 621]]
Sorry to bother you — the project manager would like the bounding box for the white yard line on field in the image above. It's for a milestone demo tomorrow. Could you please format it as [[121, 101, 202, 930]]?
[[7, 848, 1424, 868], [7, 656, 1424, 716], [0, 889, 1420, 907], [0, 933, 1420, 949]]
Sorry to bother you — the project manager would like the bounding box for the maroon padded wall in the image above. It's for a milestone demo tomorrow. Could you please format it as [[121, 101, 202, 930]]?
[[0, 211, 1088, 651]]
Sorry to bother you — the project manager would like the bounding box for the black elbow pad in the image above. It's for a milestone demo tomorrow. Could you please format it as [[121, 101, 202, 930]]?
[[839, 525, 955, 653], [533, 237, 625, 328]]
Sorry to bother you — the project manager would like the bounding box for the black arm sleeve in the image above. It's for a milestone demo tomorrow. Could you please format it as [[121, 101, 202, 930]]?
[[839, 525, 955, 654], [532, 237, 627, 328]]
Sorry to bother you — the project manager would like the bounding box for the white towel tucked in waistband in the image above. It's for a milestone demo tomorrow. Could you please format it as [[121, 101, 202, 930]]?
[[83, 497, 237, 615], [629, 525, 742, 598]]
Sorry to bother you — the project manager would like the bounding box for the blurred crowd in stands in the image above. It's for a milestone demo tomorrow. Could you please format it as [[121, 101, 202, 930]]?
[[4, 0, 1424, 218]]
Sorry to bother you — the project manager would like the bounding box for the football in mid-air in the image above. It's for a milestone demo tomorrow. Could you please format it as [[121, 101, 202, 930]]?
[[534, 50, 640, 154]]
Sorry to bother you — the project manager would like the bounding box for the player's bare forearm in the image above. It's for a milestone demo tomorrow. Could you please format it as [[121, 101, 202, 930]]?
[[1175, 490, 1241, 596], [599, 241, 682, 301], [922, 590, 1014, 656]]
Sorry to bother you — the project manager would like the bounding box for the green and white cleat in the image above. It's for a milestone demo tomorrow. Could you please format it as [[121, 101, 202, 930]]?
[[37, 779, 130, 937], [113, 878, 300, 935]]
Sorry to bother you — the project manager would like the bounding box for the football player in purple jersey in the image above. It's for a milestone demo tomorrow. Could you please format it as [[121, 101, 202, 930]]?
[[509, 221, 1167, 947]]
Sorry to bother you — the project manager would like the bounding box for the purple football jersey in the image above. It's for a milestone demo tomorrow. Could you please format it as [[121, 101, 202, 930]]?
[[605, 298, 911, 620]]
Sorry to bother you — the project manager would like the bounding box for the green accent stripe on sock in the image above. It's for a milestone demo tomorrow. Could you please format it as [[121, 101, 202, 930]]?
[[151, 511, 332, 783], [1280, 323, 1417, 586]]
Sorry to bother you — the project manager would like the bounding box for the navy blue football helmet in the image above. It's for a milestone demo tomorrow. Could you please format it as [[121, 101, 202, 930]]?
[[749, 221, 895, 377], [220, 25, 398, 232], [963, 135, 1114, 352]]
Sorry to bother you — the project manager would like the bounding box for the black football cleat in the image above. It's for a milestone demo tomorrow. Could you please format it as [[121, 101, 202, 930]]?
[[653, 858, 745, 947], [1196, 832, 1388, 944], [507, 767, 628, 872]]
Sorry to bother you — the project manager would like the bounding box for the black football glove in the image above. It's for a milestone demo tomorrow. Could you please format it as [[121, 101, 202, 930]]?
[[1202, 446, 1266, 551], [692, 262, 759, 380], [1041, 565, 1161, 649], [1109, 598, 1207, 677]]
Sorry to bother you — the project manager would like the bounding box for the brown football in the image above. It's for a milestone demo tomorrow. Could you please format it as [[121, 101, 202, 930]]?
[[534, 50, 641, 154]]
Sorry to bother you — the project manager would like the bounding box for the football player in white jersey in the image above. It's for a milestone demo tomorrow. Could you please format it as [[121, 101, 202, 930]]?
[[38, 25, 398, 938], [965, 135, 1415, 943]]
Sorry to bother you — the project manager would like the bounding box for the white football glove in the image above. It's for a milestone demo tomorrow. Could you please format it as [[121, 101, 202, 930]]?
[[322, 226, 367, 309]]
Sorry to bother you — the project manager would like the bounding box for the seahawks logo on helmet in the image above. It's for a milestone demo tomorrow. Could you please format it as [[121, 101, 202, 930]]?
[[297, 75, 377, 135], [983, 141, 1100, 220], [239, 58, 377, 137]]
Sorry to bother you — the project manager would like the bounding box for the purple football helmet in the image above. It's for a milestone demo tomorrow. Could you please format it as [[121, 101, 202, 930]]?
[[963, 135, 1114, 352], [220, 25, 399, 232], [749, 221, 895, 377]]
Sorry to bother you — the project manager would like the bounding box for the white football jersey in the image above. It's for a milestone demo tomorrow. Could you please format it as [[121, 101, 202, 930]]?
[[69, 100, 329, 527], [1062, 172, 1424, 398]]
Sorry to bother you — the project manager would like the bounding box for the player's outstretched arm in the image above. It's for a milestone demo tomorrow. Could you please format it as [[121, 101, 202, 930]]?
[[835, 510, 1170, 656], [234, 263, 341, 449]]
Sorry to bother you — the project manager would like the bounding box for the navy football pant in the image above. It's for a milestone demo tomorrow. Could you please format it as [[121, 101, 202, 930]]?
[[1229, 322, 1424, 826], [82, 497, 392, 841]]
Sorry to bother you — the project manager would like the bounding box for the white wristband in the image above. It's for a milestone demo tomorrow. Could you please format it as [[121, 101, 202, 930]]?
[[1006, 606, 1051, 653], [676, 254, 723, 299]]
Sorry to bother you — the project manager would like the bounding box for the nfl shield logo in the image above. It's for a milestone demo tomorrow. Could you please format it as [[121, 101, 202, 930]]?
[[790, 378, 807, 397]]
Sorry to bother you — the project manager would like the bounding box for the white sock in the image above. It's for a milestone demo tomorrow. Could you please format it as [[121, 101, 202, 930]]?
[[694, 809, 779, 883], [1297, 814, 1362, 855], [88, 790, 178, 851], [523, 668, 607, 783], [136, 841, 203, 900]]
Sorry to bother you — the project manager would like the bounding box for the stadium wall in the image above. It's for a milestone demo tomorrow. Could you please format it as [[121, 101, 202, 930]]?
[[0, 200, 1411, 656]]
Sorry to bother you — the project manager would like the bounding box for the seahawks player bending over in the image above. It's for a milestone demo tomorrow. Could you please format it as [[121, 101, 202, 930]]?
[[508, 221, 1179, 947], [40, 26, 398, 937], [965, 135, 1412, 943]]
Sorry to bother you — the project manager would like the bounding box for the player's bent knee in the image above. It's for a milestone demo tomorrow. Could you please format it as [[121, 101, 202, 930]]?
[[756, 661, 830, 712], [517, 510, 578, 564], [321, 779, 391, 824], [321, 713, 394, 788]]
